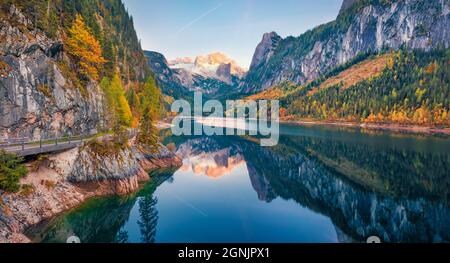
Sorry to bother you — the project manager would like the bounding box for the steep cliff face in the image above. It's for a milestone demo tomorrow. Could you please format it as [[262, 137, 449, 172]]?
[[249, 32, 282, 71], [244, 0, 450, 93], [216, 63, 232, 83], [0, 1, 152, 140], [144, 50, 191, 99], [0, 5, 101, 140]]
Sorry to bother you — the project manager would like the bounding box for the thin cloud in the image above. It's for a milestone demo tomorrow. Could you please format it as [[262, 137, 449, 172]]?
[[176, 2, 224, 35]]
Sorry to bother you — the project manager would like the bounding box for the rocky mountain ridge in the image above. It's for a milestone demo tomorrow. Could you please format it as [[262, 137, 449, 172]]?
[[243, 0, 450, 93], [146, 51, 244, 99], [249, 32, 282, 71]]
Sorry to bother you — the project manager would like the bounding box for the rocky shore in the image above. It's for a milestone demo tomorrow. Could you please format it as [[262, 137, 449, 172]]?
[[0, 5, 183, 243], [0, 139, 181, 243]]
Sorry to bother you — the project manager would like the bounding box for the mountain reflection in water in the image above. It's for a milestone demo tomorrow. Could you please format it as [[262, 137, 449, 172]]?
[[28, 125, 450, 243]]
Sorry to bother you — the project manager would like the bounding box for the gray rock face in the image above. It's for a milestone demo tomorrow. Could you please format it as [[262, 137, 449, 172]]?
[[249, 32, 282, 71], [0, 6, 101, 140], [216, 63, 232, 83], [68, 141, 180, 183], [144, 50, 191, 99], [68, 145, 140, 183], [244, 0, 450, 93], [0, 141, 181, 243]]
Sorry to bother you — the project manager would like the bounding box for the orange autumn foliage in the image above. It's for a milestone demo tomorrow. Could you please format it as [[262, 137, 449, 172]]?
[[66, 14, 106, 80], [279, 107, 288, 118], [388, 110, 409, 124], [364, 112, 385, 123]]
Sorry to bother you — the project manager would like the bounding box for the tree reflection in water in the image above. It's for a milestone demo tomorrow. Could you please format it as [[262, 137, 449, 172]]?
[[137, 196, 158, 243], [28, 125, 450, 243]]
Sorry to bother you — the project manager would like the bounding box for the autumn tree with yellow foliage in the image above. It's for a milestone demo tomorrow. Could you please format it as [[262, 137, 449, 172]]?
[[137, 77, 161, 150], [66, 14, 106, 81], [100, 74, 133, 143]]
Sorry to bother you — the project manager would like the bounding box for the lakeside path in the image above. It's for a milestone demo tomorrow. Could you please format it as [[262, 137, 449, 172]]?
[[0, 135, 94, 157]]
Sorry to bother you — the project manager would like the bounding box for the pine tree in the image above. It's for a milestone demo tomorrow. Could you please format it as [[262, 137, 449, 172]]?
[[137, 76, 161, 149], [100, 74, 133, 143], [0, 150, 28, 192], [138, 109, 159, 151]]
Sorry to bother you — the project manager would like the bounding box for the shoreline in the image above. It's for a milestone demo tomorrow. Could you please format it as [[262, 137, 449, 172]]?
[[24, 165, 178, 243], [0, 141, 182, 243], [279, 119, 450, 135], [159, 118, 450, 136]]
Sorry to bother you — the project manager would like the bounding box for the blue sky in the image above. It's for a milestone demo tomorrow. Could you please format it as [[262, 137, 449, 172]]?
[[123, 0, 343, 68]]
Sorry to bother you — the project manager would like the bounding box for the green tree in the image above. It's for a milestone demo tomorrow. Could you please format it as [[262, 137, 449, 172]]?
[[137, 76, 161, 149], [100, 74, 133, 142], [0, 150, 28, 192]]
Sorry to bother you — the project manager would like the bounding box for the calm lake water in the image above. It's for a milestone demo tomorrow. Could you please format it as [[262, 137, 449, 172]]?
[[27, 123, 450, 243]]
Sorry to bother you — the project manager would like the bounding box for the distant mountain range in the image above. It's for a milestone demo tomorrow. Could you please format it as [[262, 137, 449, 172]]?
[[148, 0, 449, 101], [171, 52, 246, 78], [145, 51, 245, 100]]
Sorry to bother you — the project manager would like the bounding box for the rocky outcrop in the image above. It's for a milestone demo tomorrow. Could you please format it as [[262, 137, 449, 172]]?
[[244, 0, 450, 93], [69, 146, 140, 183], [216, 63, 232, 84], [144, 50, 191, 99], [0, 5, 101, 140], [0, 140, 181, 243], [249, 32, 282, 71]]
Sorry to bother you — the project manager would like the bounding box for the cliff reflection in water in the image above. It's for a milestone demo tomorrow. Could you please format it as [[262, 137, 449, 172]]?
[[28, 125, 450, 243], [27, 170, 173, 243], [163, 129, 449, 242]]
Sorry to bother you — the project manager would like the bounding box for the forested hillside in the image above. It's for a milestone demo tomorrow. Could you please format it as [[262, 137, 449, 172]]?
[[252, 48, 449, 127], [243, 0, 449, 93], [1, 0, 149, 82], [0, 0, 161, 144], [244, 0, 449, 128]]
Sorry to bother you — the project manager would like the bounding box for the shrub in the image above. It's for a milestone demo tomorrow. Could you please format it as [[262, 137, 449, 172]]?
[[37, 84, 53, 99], [0, 150, 28, 192], [20, 184, 35, 197], [41, 179, 56, 190]]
